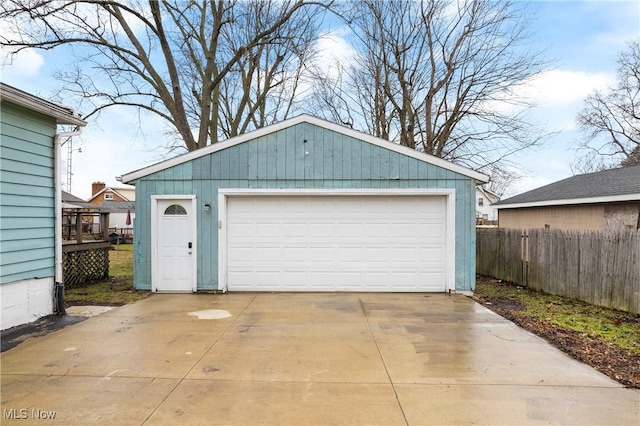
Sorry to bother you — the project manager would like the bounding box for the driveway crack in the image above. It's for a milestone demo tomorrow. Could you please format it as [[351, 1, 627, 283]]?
[[359, 296, 409, 426], [140, 294, 258, 425]]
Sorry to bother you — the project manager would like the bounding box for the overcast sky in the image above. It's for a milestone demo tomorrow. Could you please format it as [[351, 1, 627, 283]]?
[[1, 0, 638, 199]]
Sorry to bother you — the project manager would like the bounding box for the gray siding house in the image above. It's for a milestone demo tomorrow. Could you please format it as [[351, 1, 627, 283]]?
[[121, 115, 488, 294], [1, 84, 86, 330]]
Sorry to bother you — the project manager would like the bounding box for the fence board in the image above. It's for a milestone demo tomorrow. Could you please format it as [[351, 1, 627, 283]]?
[[476, 228, 640, 315], [476, 228, 524, 283]]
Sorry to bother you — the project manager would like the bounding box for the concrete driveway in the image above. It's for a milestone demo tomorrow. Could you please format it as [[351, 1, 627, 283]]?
[[1, 293, 638, 425]]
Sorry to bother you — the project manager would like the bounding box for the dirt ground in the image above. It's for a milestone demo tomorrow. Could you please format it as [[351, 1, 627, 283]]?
[[472, 277, 640, 389]]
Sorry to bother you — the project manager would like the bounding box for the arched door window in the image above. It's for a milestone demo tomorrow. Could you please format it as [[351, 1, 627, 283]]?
[[163, 204, 187, 215]]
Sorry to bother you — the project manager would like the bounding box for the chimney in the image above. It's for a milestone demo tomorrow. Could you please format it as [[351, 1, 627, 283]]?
[[92, 181, 106, 196]]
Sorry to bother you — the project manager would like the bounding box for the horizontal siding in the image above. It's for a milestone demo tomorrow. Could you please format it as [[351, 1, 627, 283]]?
[[134, 122, 478, 292], [0, 227, 54, 241], [1, 157, 53, 178], [1, 205, 54, 218], [1, 266, 55, 285], [0, 104, 57, 139], [2, 247, 54, 265], [1, 101, 56, 284], [1, 234, 54, 251], [1, 193, 54, 208], [499, 205, 605, 231], [1, 181, 54, 198], [0, 217, 54, 230], [1, 140, 54, 167], [1, 170, 53, 187]]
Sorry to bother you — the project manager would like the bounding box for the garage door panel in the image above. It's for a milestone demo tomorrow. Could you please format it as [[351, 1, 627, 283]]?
[[255, 248, 282, 262], [226, 195, 448, 292]]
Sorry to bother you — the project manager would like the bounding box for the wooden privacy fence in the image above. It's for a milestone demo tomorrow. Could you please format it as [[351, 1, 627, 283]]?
[[476, 229, 640, 315]]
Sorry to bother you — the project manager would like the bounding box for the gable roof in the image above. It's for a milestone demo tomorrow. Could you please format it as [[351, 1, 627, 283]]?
[[88, 187, 133, 202], [120, 115, 489, 184], [476, 186, 501, 204], [495, 165, 640, 209], [0, 83, 86, 126]]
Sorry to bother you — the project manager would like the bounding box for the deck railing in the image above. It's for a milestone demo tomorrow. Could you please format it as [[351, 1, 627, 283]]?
[[62, 210, 111, 287]]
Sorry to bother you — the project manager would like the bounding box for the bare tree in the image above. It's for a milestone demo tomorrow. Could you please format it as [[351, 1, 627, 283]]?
[[0, 0, 327, 151], [569, 152, 612, 176], [620, 145, 640, 167], [577, 41, 640, 165], [309, 0, 548, 171], [215, 1, 321, 139], [484, 166, 521, 197]]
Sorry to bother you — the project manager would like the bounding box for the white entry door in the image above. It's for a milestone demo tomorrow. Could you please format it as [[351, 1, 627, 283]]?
[[153, 197, 196, 292]]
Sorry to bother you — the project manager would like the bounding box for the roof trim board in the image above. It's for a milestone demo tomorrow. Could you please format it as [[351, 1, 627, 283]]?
[[120, 114, 489, 184], [494, 193, 640, 209], [1, 83, 87, 126]]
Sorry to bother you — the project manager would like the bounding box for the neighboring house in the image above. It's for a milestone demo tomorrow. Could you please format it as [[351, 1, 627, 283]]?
[[476, 186, 500, 225], [61, 190, 110, 237], [1, 83, 86, 330], [62, 190, 96, 238], [100, 200, 135, 233], [121, 115, 489, 294], [494, 165, 640, 231], [88, 182, 135, 233], [88, 181, 135, 204]]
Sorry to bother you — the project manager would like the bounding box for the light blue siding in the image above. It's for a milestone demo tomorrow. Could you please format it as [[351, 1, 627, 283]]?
[[132, 122, 479, 291], [1, 102, 56, 284]]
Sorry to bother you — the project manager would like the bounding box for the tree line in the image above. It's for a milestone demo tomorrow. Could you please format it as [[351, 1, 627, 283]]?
[[1, 0, 638, 185]]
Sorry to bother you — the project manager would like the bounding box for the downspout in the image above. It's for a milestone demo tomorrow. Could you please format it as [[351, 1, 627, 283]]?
[[54, 124, 85, 315]]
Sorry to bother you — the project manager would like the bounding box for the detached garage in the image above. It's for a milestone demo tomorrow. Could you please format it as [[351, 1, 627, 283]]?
[[120, 115, 488, 294]]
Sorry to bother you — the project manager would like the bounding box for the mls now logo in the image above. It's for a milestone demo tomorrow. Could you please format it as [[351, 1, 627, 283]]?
[[3, 408, 57, 420], [3, 409, 27, 419]]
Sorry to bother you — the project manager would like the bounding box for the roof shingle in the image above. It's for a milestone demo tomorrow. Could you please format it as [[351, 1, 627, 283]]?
[[495, 165, 640, 206]]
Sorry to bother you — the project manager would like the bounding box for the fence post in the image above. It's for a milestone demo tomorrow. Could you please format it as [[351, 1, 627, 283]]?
[[520, 229, 528, 286]]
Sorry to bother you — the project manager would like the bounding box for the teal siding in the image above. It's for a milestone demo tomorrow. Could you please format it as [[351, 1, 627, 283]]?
[[132, 122, 479, 291], [0, 101, 56, 284]]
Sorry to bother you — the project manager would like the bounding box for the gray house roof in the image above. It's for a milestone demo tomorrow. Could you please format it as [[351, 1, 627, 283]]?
[[495, 165, 640, 209], [61, 191, 110, 211], [98, 201, 136, 213], [62, 191, 88, 204]]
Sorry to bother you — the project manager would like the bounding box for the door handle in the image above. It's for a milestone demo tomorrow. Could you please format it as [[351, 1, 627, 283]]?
[[188, 242, 192, 249]]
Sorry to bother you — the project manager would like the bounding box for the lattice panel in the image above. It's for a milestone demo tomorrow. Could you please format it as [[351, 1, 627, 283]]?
[[63, 247, 110, 287]]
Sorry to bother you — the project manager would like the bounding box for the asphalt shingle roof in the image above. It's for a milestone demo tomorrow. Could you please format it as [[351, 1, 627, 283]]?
[[98, 201, 136, 213], [61, 191, 101, 210], [495, 165, 640, 206]]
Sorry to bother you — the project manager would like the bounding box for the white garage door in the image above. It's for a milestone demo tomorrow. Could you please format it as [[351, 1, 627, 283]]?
[[225, 195, 448, 292]]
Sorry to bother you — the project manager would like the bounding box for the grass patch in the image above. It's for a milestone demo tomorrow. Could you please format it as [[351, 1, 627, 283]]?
[[474, 278, 640, 355], [65, 244, 149, 306]]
